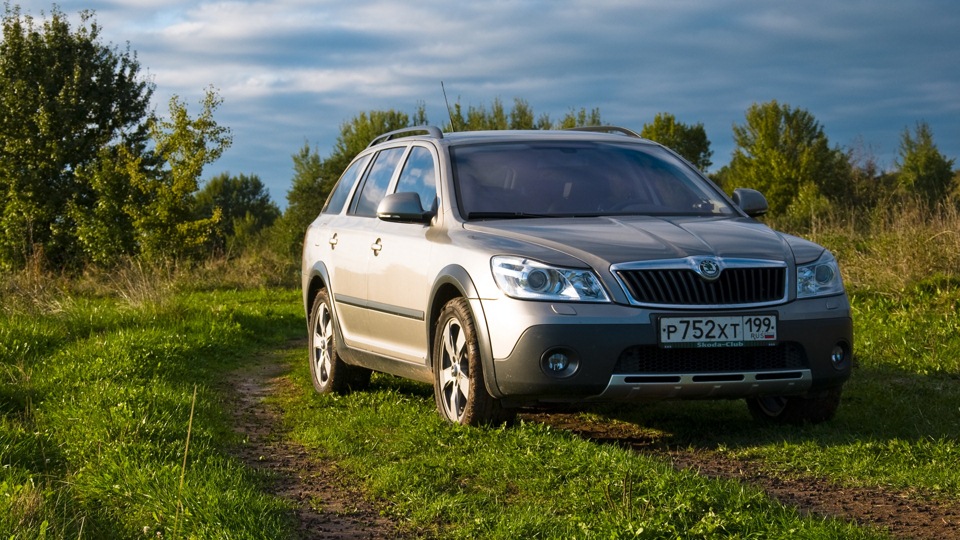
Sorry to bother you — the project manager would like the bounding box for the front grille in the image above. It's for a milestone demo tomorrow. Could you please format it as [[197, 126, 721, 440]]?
[[616, 267, 785, 306], [614, 343, 806, 374]]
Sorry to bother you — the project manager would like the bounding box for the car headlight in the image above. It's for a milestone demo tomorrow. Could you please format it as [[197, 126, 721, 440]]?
[[797, 252, 845, 298], [491, 256, 609, 302]]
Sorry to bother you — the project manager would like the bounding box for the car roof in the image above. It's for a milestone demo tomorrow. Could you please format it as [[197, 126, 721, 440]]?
[[367, 125, 663, 149]]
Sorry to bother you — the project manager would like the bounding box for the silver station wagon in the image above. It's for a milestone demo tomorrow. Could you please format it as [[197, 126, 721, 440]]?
[[301, 126, 853, 426]]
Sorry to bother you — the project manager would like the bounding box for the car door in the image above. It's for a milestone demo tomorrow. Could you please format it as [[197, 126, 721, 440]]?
[[329, 146, 406, 349], [364, 145, 439, 365]]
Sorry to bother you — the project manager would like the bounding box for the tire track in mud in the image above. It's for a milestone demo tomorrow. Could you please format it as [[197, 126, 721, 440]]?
[[525, 412, 960, 540]]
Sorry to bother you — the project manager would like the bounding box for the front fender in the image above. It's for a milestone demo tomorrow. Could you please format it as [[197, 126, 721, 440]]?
[[429, 265, 503, 399]]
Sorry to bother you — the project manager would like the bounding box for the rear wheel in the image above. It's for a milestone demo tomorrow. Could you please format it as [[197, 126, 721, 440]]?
[[308, 288, 370, 394], [746, 387, 842, 424], [432, 298, 511, 426]]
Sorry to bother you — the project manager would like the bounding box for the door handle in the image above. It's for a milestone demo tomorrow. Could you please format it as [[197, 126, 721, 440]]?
[[328, 233, 338, 248], [370, 238, 383, 255]]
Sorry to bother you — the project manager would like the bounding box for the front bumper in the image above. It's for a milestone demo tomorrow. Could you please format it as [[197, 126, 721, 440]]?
[[483, 298, 853, 404]]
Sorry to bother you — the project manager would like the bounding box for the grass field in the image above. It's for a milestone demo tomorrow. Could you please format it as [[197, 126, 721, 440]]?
[[1, 282, 305, 538], [1, 205, 958, 538]]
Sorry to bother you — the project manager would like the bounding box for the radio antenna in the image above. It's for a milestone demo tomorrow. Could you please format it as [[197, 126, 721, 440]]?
[[441, 81, 460, 132]]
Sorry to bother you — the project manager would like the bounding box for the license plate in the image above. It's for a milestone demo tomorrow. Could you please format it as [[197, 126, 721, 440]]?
[[658, 315, 777, 348]]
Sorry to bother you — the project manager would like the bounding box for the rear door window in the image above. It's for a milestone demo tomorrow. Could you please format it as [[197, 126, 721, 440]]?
[[321, 154, 371, 215]]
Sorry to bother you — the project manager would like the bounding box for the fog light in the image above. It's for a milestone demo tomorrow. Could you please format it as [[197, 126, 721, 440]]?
[[830, 344, 847, 369], [546, 352, 569, 372], [540, 348, 580, 378]]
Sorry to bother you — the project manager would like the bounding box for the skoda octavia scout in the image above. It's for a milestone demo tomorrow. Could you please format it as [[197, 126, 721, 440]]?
[[301, 126, 853, 426]]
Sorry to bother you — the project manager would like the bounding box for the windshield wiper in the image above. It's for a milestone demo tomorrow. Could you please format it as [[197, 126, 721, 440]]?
[[467, 211, 554, 220]]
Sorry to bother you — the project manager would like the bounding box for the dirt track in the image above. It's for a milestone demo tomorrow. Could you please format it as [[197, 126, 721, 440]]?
[[228, 355, 406, 539], [228, 347, 960, 539]]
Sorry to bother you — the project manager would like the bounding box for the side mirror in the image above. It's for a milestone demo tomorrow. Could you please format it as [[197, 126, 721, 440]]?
[[377, 192, 433, 223], [732, 188, 768, 217]]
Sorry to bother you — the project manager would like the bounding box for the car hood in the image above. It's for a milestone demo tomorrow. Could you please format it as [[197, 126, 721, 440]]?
[[463, 216, 822, 268]]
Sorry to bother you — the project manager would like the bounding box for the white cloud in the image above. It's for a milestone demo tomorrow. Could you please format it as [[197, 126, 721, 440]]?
[[13, 0, 960, 204]]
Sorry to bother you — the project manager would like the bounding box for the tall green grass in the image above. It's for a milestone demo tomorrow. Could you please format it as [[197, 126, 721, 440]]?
[[0, 274, 303, 539]]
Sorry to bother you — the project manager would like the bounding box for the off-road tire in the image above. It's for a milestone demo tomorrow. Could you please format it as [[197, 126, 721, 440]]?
[[432, 298, 512, 426]]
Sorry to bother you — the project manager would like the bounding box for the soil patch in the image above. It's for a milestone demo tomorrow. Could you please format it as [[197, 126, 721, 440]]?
[[526, 412, 960, 540], [225, 343, 406, 539]]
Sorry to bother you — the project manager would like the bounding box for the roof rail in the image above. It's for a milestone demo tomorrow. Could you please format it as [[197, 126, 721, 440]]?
[[565, 126, 642, 138], [367, 125, 443, 147]]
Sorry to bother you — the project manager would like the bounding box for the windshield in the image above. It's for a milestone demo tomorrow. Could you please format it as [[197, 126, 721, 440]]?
[[452, 141, 735, 219]]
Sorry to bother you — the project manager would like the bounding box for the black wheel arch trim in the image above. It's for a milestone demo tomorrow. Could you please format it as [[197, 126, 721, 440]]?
[[429, 265, 503, 399], [305, 261, 352, 359]]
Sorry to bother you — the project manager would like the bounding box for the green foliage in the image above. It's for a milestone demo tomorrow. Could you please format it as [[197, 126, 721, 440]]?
[[727, 101, 850, 226], [323, 109, 411, 182], [895, 121, 955, 206], [445, 98, 596, 132], [265, 142, 328, 264], [194, 172, 280, 255], [508, 98, 538, 129], [0, 4, 153, 270], [641, 112, 713, 171], [68, 146, 141, 266], [131, 90, 233, 263], [459, 96, 510, 130], [840, 141, 899, 209], [0, 5, 242, 270], [283, 143, 328, 238], [557, 106, 603, 129]]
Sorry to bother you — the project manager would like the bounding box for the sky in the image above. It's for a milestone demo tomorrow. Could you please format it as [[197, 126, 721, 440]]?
[[15, 0, 960, 208]]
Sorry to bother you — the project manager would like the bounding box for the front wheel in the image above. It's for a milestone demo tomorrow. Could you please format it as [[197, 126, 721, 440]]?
[[432, 298, 511, 426], [308, 288, 370, 394], [746, 387, 843, 424]]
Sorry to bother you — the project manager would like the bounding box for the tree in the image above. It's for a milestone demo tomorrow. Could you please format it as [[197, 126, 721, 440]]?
[[445, 98, 599, 132], [895, 121, 955, 206], [558, 107, 602, 129], [641, 113, 713, 171], [837, 138, 898, 210], [68, 145, 141, 266], [128, 90, 232, 262], [273, 142, 328, 259], [727, 101, 849, 223], [321, 109, 411, 184], [444, 99, 509, 131], [0, 4, 153, 269], [194, 172, 280, 254], [509, 98, 536, 129]]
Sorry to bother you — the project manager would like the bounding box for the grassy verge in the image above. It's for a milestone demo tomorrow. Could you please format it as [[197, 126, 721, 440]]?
[[0, 285, 303, 539]]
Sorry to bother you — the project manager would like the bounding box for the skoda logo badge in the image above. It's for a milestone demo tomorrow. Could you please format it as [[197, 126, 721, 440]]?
[[697, 259, 721, 280]]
